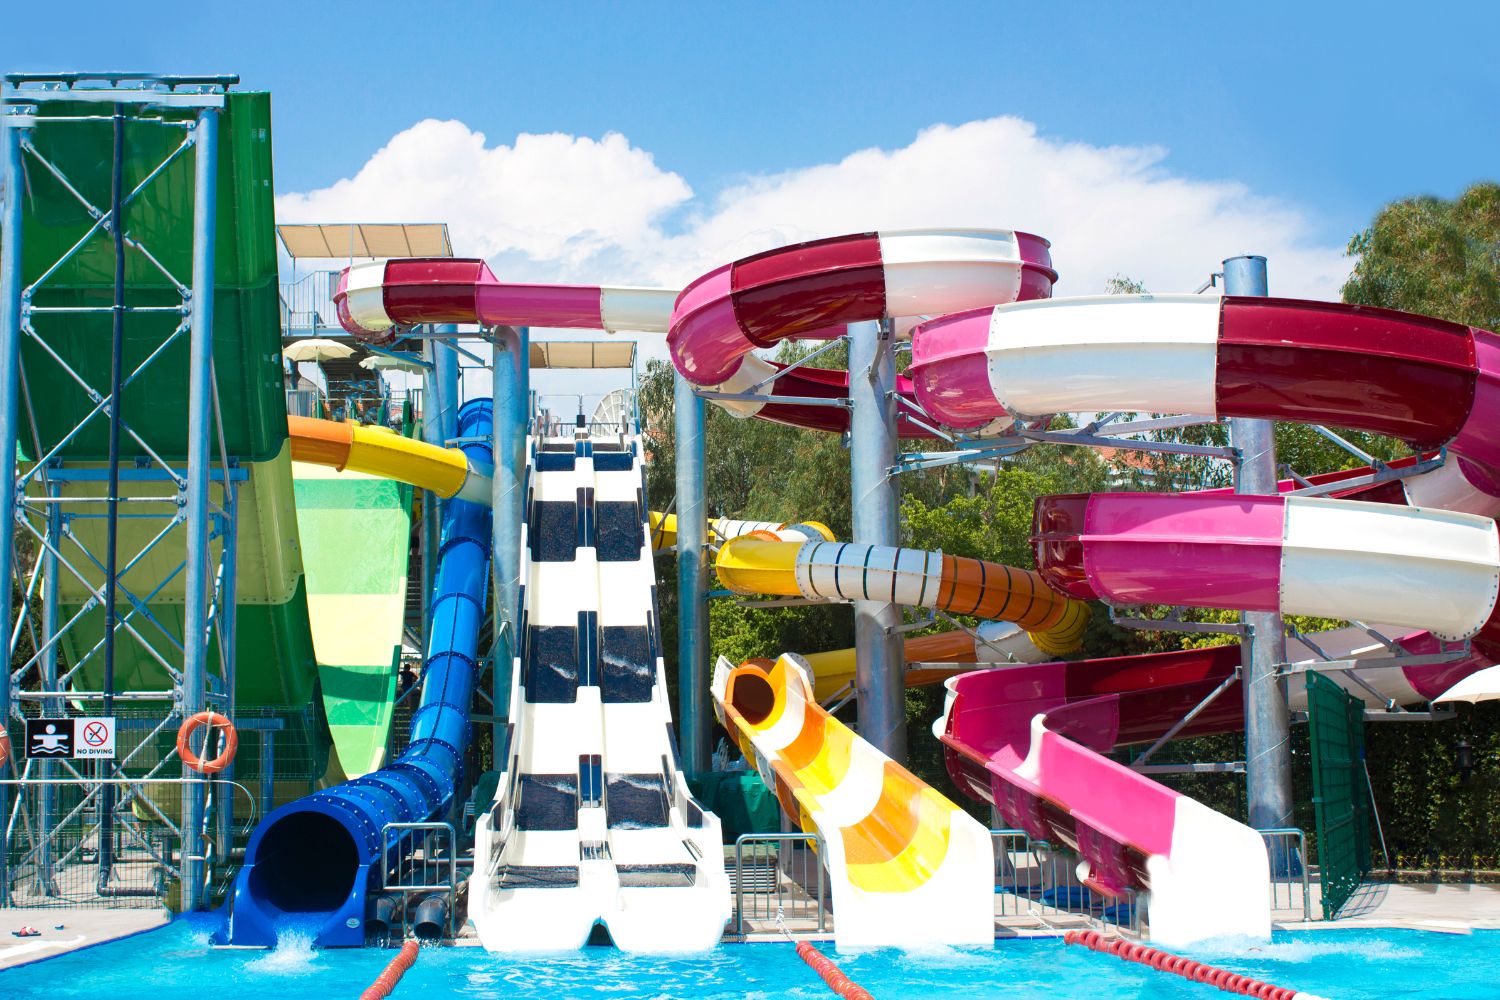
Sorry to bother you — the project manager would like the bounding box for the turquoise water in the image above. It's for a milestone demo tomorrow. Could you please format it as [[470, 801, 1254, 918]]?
[[0, 919, 1493, 999]]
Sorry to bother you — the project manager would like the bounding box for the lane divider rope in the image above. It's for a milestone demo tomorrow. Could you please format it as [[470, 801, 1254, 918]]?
[[1063, 929, 1329, 1000], [795, 940, 876, 1000], [360, 939, 420, 1000]]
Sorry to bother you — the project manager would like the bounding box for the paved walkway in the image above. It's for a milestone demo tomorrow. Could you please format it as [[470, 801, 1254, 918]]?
[[0, 907, 169, 970], [1278, 883, 1500, 933]]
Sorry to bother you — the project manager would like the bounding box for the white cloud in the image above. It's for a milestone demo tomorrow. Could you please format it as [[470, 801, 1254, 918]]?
[[279, 114, 1350, 299], [278, 115, 1351, 404]]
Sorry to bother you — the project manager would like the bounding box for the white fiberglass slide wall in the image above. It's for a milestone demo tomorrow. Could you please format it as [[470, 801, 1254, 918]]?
[[470, 433, 728, 952]]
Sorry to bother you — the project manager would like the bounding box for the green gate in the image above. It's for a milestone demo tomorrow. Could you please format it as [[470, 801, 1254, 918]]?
[[1307, 671, 1373, 918]]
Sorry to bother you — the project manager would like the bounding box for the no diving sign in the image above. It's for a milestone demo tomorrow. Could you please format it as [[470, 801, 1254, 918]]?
[[24, 717, 116, 759]]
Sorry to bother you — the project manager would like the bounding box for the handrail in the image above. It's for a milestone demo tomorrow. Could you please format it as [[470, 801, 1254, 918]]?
[[732, 831, 826, 935], [1257, 827, 1312, 922]]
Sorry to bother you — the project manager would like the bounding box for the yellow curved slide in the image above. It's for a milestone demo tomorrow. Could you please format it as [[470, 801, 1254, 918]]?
[[712, 653, 993, 947], [288, 416, 488, 501], [715, 534, 1089, 655]]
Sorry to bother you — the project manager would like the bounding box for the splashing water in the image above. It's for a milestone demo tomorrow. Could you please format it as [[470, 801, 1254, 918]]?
[[245, 919, 323, 976]]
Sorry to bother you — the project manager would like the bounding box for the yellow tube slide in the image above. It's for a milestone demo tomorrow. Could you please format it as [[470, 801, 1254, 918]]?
[[712, 653, 992, 946], [716, 535, 1089, 655], [288, 416, 475, 499]]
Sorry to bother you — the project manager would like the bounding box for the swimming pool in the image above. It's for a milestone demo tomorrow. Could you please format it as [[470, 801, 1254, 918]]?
[[0, 920, 1492, 999]]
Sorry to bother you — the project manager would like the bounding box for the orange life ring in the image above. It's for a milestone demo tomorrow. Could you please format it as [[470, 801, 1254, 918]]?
[[177, 712, 238, 774], [0, 726, 10, 769]]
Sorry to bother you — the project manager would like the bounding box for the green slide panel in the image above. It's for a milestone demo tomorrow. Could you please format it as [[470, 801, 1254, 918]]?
[[15, 92, 328, 791], [293, 462, 412, 778]]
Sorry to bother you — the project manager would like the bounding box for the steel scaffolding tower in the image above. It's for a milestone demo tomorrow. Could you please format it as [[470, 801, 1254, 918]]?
[[1, 73, 236, 910]]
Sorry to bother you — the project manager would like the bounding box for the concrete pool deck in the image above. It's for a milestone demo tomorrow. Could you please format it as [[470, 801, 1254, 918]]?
[[0, 908, 169, 970]]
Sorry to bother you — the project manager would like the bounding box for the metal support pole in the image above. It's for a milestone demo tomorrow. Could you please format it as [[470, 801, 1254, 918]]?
[[847, 319, 905, 763], [98, 102, 126, 886], [39, 493, 62, 891], [214, 487, 239, 856], [433, 325, 460, 444], [674, 373, 710, 774], [491, 326, 527, 766], [421, 326, 460, 648], [1225, 255, 1295, 852], [0, 110, 28, 907], [180, 107, 219, 911]]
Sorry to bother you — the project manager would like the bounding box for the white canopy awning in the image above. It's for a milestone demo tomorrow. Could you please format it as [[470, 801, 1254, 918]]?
[[529, 340, 637, 370], [276, 223, 453, 260]]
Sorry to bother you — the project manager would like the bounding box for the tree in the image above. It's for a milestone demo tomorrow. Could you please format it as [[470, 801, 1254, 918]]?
[[1342, 182, 1500, 330]]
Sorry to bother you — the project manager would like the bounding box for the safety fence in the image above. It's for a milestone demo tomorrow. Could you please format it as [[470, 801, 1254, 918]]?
[[0, 774, 256, 909], [731, 832, 828, 936], [377, 821, 459, 941], [727, 830, 1142, 938], [729, 828, 1316, 939], [280, 271, 343, 333], [0, 704, 324, 910], [991, 830, 1142, 935]]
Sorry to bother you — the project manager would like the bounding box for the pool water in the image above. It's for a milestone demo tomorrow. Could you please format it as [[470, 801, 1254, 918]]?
[[0, 919, 1493, 999]]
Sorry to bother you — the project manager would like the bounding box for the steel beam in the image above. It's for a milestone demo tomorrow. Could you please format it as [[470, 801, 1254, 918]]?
[[847, 319, 906, 763], [0, 114, 27, 905], [179, 106, 218, 911], [674, 372, 710, 774], [491, 326, 527, 766], [1224, 255, 1296, 853]]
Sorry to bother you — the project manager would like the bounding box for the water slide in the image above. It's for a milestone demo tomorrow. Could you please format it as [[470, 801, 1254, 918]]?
[[659, 232, 1500, 943], [225, 400, 493, 946], [333, 231, 1500, 946], [14, 93, 328, 803], [292, 428, 417, 778], [910, 295, 1500, 943], [468, 430, 729, 952], [713, 653, 993, 947]]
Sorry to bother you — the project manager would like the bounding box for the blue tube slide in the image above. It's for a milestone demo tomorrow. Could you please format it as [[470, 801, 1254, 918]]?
[[222, 399, 493, 946]]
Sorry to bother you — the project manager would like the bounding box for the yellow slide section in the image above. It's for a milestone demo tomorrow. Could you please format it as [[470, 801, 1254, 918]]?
[[712, 653, 993, 947], [715, 535, 1089, 656], [801, 629, 1015, 702], [288, 416, 474, 498]]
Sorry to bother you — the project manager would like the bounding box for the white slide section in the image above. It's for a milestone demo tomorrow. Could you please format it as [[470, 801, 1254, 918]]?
[[470, 432, 729, 952]]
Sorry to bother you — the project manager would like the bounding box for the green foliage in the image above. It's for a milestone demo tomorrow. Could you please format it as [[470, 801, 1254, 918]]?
[[1343, 182, 1500, 330]]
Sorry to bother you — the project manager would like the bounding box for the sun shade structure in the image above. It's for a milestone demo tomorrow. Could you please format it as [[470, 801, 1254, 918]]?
[[529, 340, 637, 370], [283, 338, 356, 362], [359, 354, 427, 374], [277, 223, 454, 260]]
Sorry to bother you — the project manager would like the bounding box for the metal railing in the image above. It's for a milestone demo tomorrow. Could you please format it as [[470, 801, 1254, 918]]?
[[1259, 827, 1314, 922], [0, 775, 256, 909], [731, 832, 827, 935], [379, 821, 459, 938], [991, 830, 1142, 935], [726, 827, 1310, 940], [285, 388, 319, 418], [279, 270, 342, 332]]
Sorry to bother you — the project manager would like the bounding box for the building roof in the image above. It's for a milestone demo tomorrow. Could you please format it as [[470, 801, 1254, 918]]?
[[276, 223, 453, 260]]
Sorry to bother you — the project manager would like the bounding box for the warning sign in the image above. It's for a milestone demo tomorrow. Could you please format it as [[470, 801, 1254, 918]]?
[[76, 717, 116, 759], [23, 717, 116, 760]]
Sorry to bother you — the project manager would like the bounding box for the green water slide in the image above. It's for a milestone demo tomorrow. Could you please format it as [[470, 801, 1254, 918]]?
[[293, 461, 412, 778], [14, 92, 332, 793]]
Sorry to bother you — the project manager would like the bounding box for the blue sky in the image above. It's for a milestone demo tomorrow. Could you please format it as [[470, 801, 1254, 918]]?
[[9, 0, 1497, 251]]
